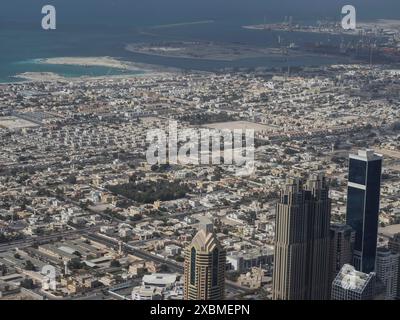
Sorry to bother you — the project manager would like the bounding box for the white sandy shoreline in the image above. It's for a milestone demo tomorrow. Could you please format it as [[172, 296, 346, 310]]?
[[36, 56, 147, 72], [13, 71, 175, 83], [5, 56, 181, 84]]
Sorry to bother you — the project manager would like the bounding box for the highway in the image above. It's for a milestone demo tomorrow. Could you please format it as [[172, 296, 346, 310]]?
[[1, 218, 249, 296], [85, 233, 250, 295], [0, 224, 249, 299], [0, 226, 100, 252]]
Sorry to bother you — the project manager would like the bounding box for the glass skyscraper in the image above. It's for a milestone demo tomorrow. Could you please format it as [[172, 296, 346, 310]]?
[[346, 149, 383, 274]]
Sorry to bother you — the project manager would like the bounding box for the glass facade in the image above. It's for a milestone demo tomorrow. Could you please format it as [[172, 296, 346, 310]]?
[[347, 187, 365, 251], [348, 159, 367, 185], [190, 247, 196, 285], [363, 159, 382, 273], [212, 248, 219, 287], [346, 155, 382, 274]]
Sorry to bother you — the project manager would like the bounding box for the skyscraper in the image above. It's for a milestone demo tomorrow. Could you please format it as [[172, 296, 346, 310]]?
[[388, 233, 400, 299], [273, 178, 308, 300], [375, 247, 399, 300], [388, 233, 400, 253], [346, 149, 383, 273], [272, 174, 331, 300], [183, 219, 226, 300], [304, 175, 332, 300], [331, 264, 376, 300], [329, 224, 355, 283]]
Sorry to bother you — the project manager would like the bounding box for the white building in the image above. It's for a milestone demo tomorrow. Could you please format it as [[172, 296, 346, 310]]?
[[165, 245, 181, 256], [131, 286, 163, 300], [142, 273, 178, 290], [131, 273, 182, 300], [331, 264, 376, 300]]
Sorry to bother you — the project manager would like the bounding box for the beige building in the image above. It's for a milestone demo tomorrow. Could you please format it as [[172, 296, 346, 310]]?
[[237, 267, 270, 289], [273, 175, 331, 300], [183, 219, 226, 300]]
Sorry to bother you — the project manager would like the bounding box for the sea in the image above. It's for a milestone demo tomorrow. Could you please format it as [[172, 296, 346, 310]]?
[[1, 0, 400, 83]]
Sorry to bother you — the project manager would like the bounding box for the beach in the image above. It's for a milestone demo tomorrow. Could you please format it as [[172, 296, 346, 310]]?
[[37, 57, 148, 72]]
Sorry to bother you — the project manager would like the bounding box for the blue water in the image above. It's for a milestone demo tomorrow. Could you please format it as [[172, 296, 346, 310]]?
[[1, 0, 399, 82]]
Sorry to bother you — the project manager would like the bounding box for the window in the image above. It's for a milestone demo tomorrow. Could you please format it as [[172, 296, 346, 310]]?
[[346, 187, 365, 252], [348, 159, 366, 185], [212, 248, 219, 287], [190, 247, 196, 285]]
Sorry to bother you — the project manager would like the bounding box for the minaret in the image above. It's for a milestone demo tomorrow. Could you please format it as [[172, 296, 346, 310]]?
[[118, 241, 123, 256], [64, 260, 69, 276]]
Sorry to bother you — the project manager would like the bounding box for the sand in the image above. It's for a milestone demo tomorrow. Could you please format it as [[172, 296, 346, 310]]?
[[37, 56, 147, 72]]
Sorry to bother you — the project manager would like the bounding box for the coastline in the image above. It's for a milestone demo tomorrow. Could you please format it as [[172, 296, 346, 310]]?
[[149, 20, 215, 30], [125, 43, 293, 62], [0, 56, 182, 84], [12, 70, 178, 84], [36, 56, 149, 72], [242, 24, 360, 36], [243, 19, 400, 36]]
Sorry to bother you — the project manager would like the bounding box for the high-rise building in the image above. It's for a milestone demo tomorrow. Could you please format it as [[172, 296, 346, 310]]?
[[329, 224, 355, 283], [272, 174, 331, 300], [304, 175, 331, 300], [183, 219, 226, 300], [376, 247, 399, 300], [388, 233, 400, 299], [346, 149, 383, 273], [273, 178, 307, 300], [389, 233, 400, 253], [331, 264, 376, 300]]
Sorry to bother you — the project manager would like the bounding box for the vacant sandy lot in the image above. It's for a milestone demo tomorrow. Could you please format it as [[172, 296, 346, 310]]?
[[204, 121, 276, 133], [0, 116, 39, 130]]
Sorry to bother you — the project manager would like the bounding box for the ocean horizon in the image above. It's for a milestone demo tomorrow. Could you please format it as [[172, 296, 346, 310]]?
[[1, 0, 400, 82]]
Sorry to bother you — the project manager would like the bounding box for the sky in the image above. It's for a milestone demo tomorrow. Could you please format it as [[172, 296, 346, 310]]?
[[1, 0, 399, 26]]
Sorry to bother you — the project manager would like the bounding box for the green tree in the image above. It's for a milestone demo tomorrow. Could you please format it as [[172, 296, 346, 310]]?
[[110, 260, 121, 268], [24, 260, 36, 271], [68, 258, 84, 270], [21, 278, 34, 289]]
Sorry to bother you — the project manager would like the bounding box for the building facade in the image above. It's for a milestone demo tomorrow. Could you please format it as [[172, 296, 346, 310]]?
[[375, 247, 399, 300], [346, 149, 383, 273], [388, 233, 400, 300], [331, 264, 376, 300], [329, 224, 355, 283], [183, 220, 226, 300], [272, 174, 331, 300]]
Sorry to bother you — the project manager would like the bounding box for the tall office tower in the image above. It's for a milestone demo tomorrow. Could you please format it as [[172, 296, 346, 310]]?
[[331, 264, 376, 300], [273, 178, 308, 300], [329, 224, 355, 283], [346, 149, 383, 273], [272, 174, 331, 300], [183, 219, 226, 300], [375, 247, 399, 300], [388, 233, 400, 299], [304, 175, 331, 300]]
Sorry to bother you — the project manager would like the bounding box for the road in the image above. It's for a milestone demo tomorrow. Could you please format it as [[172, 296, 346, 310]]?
[[0, 224, 249, 297], [374, 147, 400, 160], [85, 233, 250, 295], [0, 226, 100, 252]]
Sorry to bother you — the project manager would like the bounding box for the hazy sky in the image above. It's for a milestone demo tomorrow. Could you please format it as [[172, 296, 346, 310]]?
[[1, 0, 399, 25]]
